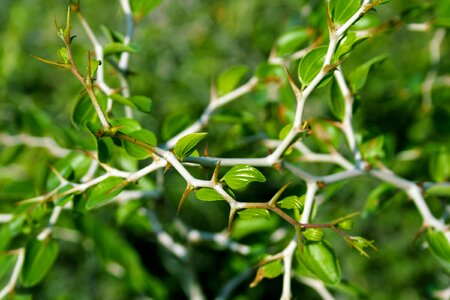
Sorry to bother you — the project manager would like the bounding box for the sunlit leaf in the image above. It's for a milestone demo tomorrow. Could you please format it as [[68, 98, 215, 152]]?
[[221, 164, 266, 190], [238, 209, 270, 220], [298, 46, 332, 87], [195, 188, 225, 201], [174, 132, 207, 160], [329, 0, 361, 25]]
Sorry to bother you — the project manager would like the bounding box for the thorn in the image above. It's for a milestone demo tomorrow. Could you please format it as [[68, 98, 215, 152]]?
[[284, 67, 302, 98], [268, 181, 291, 206], [228, 207, 237, 230], [177, 184, 193, 215], [212, 160, 221, 185]]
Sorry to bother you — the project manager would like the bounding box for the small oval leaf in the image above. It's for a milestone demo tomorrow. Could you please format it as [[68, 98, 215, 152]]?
[[123, 129, 157, 159], [86, 177, 125, 209], [174, 132, 208, 160], [21, 239, 59, 287], [237, 208, 270, 220], [217, 65, 250, 96], [221, 164, 266, 190], [296, 240, 341, 285], [298, 46, 331, 87], [195, 188, 225, 201]]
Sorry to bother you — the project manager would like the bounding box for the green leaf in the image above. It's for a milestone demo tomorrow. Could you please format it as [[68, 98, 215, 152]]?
[[71, 93, 96, 128], [161, 113, 192, 140], [21, 239, 59, 287], [57, 47, 69, 64], [426, 184, 450, 197], [54, 184, 74, 206], [276, 28, 311, 56], [278, 195, 304, 211], [335, 31, 369, 59], [296, 240, 341, 285], [130, 95, 153, 113], [298, 46, 332, 87], [426, 229, 450, 263], [130, 0, 162, 19], [110, 118, 142, 134], [195, 188, 225, 201], [217, 65, 249, 96], [360, 135, 385, 162], [351, 13, 380, 31], [238, 208, 270, 220], [123, 129, 157, 159], [328, 78, 346, 121], [103, 42, 138, 57], [116, 201, 142, 225], [263, 260, 284, 278], [221, 164, 266, 190], [329, 0, 361, 25], [362, 184, 398, 217], [173, 132, 208, 160], [0, 254, 16, 280], [97, 137, 115, 163], [349, 54, 389, 92], [86, 177, 125, 209], [90, 60, 100, 78], [429, 147, 450, 182], [255, 63, 285, 82]]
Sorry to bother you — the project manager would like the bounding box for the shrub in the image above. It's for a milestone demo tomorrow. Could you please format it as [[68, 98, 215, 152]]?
[[0, 0, 449, 299]]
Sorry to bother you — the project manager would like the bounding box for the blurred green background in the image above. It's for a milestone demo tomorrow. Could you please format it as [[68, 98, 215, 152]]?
[[0, 0, 449, 299]]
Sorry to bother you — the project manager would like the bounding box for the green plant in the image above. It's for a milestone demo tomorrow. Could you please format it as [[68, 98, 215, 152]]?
[[0, 0, 449, 299]]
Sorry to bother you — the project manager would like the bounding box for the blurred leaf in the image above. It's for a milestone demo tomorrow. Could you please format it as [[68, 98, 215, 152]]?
[[97, 137, 115, 163], [85, 177, 125, 209], [255, 63, 285, 83], [130, 0, 162, 19], [21, 239, 59, 287], [82, 217, 167, 297], [161, 113, 192, 141], [360, 135, 385, 162], [328, 78, 346, 121], [429, 147, 450, 182], [174, 132, 207, 160], [0, 254, 16, 280], [130, 95, 152, 114], [103, 42, 138, 57], [276, 28, 311, 56], [349, 54, 389, 92], [116, 201, 142, 225], [426, 229, 450, 269], [71, 94, 97, 128], [351, 13, 380, 30], [217, 65, 249, 96], [329, 0, 361, 25], [298, 46, 332, 88], [363, 183, 397, 217], [238, 209, 270, 220], [426, 184, 450, 197], [221, 164, 266, 190]]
